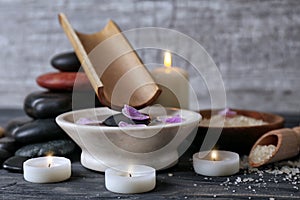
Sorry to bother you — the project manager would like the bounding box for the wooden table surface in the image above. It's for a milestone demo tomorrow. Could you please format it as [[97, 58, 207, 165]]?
[[0, 109, 299, 200]]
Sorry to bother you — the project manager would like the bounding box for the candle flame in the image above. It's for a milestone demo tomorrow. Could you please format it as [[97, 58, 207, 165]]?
[[47, 155, 53, 168], [211, 150, 217, 161], [164, 51, 172, 68]]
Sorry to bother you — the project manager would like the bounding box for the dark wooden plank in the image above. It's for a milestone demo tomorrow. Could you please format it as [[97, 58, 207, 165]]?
[[1, 160, 300, 200]]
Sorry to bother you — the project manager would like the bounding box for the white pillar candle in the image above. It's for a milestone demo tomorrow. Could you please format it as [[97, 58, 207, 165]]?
[[23, 156, 71, 183], [151, 51, 189, 109], [193, 150, 239, 176], [105, 165, 156, 194]]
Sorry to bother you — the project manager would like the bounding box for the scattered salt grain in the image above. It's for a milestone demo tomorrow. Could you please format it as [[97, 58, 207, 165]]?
[[293, 186, 299, 190], [168, 173, 173, 177], [250, 145, 276, 164], [265, 169, 283, 175], [243, 178, 254, 182], [236, 177, 242, 183]]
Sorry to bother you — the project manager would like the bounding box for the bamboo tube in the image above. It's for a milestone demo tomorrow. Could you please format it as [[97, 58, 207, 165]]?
[[58, 13, 161, 109], [249, 128, 300, 167]]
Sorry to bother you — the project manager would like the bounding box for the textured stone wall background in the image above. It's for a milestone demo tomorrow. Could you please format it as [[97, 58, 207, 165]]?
[[0, 0, 299, 113]]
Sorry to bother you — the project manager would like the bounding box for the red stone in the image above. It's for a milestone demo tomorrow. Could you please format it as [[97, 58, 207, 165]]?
[[36, 72, 92, 91]]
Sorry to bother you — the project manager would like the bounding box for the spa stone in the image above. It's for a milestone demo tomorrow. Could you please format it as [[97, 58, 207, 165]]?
[[2, 156, 29, 173], [15, 140, 76, 158], [24, 91, 72, 119], [14, 119, 67, 144], [36, 72, 91, 91], [51, 52, 81, 72], [0, 149, 12, 166], [5, 117, 32, 138], [0, 137, 19, 153]]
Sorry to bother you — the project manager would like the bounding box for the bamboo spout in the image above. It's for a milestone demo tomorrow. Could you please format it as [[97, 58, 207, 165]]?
[[58, 13, 161, 109], [249, 128, 300, 167]]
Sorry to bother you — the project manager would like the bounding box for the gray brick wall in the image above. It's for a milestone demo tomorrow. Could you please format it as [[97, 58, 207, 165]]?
[[0, 0, 299, 114]]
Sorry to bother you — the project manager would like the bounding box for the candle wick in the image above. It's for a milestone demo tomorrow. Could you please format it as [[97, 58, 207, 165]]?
[[48, 163, 51, 168], [129, 173, 132, 177]]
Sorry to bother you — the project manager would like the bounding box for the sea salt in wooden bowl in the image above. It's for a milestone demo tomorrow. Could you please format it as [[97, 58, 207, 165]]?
[[195, 109, 284, 154], [56, 107, 201, 172]]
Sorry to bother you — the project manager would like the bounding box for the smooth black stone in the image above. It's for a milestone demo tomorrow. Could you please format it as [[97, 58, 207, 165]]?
[[24, 91, 72, 119], [0, 149, 12, 166], [3, 156, 29, 173], [14, 119, 68, 144], [5, 117, 32, 137], [15, 140, 76, 158], [51, 52, 81, 72], [0, 137, 19, 153], [103, 113, 150, 127]]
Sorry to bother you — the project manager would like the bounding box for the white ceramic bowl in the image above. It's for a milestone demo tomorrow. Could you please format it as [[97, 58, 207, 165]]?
[[56, 106, 201, 171]]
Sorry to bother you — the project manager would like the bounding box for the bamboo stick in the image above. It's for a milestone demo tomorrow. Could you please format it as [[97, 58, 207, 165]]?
[[58, 13, 161, 109]]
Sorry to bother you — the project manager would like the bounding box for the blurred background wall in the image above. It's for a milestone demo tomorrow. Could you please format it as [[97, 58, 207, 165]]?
[[0, 0, 299, 113]]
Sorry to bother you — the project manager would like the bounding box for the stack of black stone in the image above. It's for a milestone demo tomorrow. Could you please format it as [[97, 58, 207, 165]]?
[[0, 52, 101, 172]]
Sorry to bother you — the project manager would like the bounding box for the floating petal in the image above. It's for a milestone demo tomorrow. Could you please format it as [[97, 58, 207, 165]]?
[[157, 114, 184, 124], [122, 104, 149, 120], [218, 108, 237, 117]]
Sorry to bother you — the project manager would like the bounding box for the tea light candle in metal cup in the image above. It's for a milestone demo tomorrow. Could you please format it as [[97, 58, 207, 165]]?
[[193, 150, 239, 176], [105, 165, 156, 194], [23, 156, 71, 183]]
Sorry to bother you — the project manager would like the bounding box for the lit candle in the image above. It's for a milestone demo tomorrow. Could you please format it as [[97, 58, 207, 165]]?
[[151, 51, 189, 109], [23, 156, 71, 183], [105, 165, 156, 194], [211, 150, 217, 161], [193, 150, 239, 176]]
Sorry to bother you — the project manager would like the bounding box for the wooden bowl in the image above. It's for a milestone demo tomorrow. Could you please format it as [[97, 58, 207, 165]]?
[[194, 109, 284, 154]]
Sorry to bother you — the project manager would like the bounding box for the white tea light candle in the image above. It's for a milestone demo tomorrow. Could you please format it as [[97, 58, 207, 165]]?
[[105, 165, 156, 194], [193, 150, 239, 176], [23, 156, 71, 183], [151, 51, 189, 109]]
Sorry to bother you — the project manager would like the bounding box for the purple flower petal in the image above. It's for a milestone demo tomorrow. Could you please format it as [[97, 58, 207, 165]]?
[[118, 121, 147, 127], [76, 118, 100, 125], [122, 104, 149, 120], [157, 114, 184, 124], [165, 115, 183, 123], [218, 108, 237, 118]]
